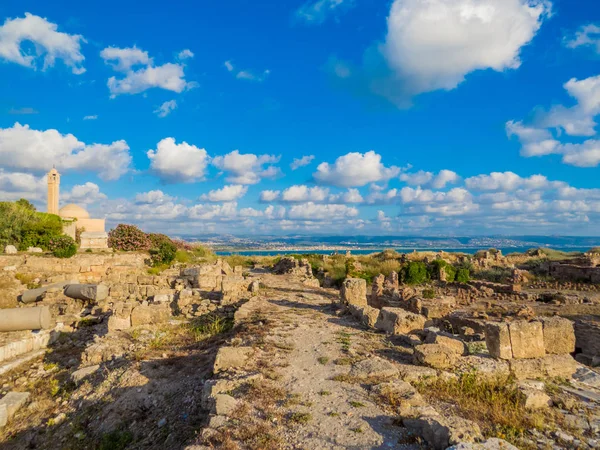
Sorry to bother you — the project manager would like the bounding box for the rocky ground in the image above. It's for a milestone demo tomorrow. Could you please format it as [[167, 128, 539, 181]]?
[[1, 270, 600, 449]]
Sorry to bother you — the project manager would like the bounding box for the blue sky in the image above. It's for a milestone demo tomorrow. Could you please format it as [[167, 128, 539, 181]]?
[[1, 0, 599, 236]]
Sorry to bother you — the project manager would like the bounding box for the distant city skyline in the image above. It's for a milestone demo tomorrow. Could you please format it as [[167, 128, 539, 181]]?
[[1, 0, 599, 236]]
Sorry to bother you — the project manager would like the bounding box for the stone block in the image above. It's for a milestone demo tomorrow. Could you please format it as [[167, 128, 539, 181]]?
[[71, 365, 100, 384], [424, 333, 467, 356], [130, 304, 171, 327], [508, 321, 545, 359], [107, 315, 131, 331], [413, 344, 459, 370], [403, 409, 482, 450], [518, 381, 552, 410], [27, 247, 43, 253], [374, 308, 426, 335], [0, 392, 30, 426], [4, 246, 17, 254], [540, 316, 576, 355], [340, 278, 367, 307], [509, 354, 578, 380], [485, 322, 512, 360], [213, 347, 253, 374], [349, 357, 399, 380], [213, 394, 239, 415]]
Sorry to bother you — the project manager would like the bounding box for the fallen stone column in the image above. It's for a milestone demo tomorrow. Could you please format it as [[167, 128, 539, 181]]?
[[0, 306, 53, 331], [20, 280, 78, 304], [64, 284, 109, 302]]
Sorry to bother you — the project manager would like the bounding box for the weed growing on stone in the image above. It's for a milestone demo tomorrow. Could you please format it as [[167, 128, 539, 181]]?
[[317, 356, 329, 365]]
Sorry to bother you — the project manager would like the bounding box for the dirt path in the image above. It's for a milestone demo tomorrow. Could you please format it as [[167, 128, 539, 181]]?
[[198, 274, 422, 450]]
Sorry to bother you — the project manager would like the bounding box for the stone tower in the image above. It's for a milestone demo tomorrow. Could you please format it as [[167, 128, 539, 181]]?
[[47, 167, 60, 215]]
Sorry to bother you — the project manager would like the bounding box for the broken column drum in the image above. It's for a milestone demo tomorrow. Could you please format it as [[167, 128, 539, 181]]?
[[0, 307, 53, 332]]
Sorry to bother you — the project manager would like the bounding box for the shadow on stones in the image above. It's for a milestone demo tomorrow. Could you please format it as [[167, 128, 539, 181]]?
[[0, 318, 236, 450]]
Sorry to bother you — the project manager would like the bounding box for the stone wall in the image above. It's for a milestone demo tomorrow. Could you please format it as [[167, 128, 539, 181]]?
[[549, 262, 600, 283]]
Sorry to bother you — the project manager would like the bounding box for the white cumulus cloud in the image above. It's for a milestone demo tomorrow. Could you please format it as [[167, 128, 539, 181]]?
[[212, 150, 281, 184], [0, 13, 85, 74], [314, 151, 400, 187], [201, 185, 249, 202], [346, 0, 551, 107], [147, 138, 209, 183], [102, 45, 195, 97], [0, 123, 131, 180]]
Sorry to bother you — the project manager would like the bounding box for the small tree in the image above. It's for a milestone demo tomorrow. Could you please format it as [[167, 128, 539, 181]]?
[[456, 268, 470, 283], [402, 261, 429, 285], [16, 198, 36, 212]]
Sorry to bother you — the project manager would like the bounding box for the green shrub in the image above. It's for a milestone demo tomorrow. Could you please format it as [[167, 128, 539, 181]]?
[[402, 261, 429, 285], [19, 212, 64, 250], [428, 259, 456, 282], [0, 201, 63, 250], [108, 224, 151, 251], [48, 235, 77, 258], [456, 268, 470, 283], [422, 288, 436, 299], [150, 241, 177, 266]]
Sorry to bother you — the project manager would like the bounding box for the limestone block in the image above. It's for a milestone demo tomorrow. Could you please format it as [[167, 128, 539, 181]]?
[[71, 365, 100, 384], [27, 247, 43, 253], [508, 321, 545, 359], [153, 294, 172, 303], [509, 354, 578, 380], [130, 304, 171, 327], [213, 347, 253, 374], [0, 392, 30, 426], [137, 275, 154, 285], [375, 308, 426, 335], [340, 278, 367, 307], [248, 280, 260, 293], [64, 284, 109, 302], [403, 409, 482, 450], [413, 344, 459, 370], [213, 394, 239, 415], [540, 316, 576, 355], [107, 315, 131, 331], [425, 333, 467, 356], [485, 322, 512, 360], [360, 305, 381, 328], [518, 381, 552, 410], [4, 246, 17, 254], [349, 357, 399, 380]]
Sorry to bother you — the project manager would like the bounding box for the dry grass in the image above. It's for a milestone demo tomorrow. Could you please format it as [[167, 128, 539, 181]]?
[[415, 373, 551, 444]]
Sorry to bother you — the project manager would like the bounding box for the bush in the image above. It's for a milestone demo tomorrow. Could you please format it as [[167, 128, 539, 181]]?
[[428, 259, 456, 282], [108, 224, 151, 251], [0, 201, 63, 250], [456, 268, 470, 283], [402, 261, 429, 285], [422, 288, 436, 299], [147, 233, 172, 249], [150, 241, 177, 266], [48, 235, 77, 258]]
